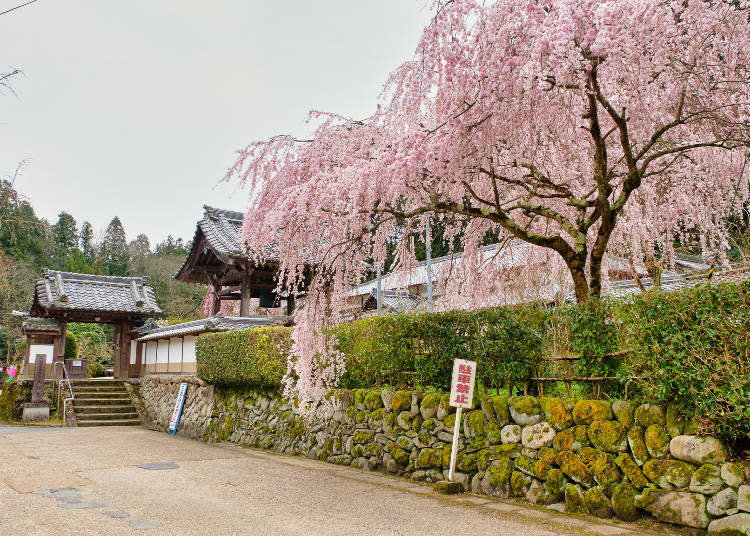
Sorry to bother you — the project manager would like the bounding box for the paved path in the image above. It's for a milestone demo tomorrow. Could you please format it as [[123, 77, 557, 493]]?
[[0, 425, 678, 536]]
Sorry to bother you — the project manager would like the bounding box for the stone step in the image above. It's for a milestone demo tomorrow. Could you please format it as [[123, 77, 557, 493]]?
[[73, 397, 133, 406], [74, 404, 136, 414], [76, 412, 139, 421], [70, 380, 125, 386], [71, 386, 128, 393], [76, 419, 141, 427], [74, 389, 128, 397]]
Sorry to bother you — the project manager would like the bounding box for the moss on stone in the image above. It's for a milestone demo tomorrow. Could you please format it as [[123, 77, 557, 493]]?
[[538, 447, 557, 466], [544, 468, 567, 499], [442, 444, 453, 468], [540, 397, 574, 430], [353, 430, 373, 444], [665, 404, 685, 437], [612, 400, 637, 429], [364, 390, 384, 411], [611, 482, 640, 521], [486, 419, 502, 445], [588, 420, 628, 453], [458, 451, 478, 472], [643, 459, 695, 490], [492, 396, 511, 426], [514, 455, 537, 478], [554, 425, 591, 451], [585, 486, 613, 518], [489, 458, 513, 487], [565, 483, 590, 514], [577, 446, 603, 465], [421, 417, 438, 432], [534, 459, 553, 480], [511, 470, 532, 497], [627, 426, 650, 466], [352, 388, 365, 408], [390, 444, 410, 466], [690, 464, 724, 495], [444, 412, 462, 432], [391, 390, 412, 413], [420, 392, 440, 411], [590, 452, 621, 493], [634, 404, 665, 427], [356, 409, 370, 424], [615, 452, 650, 489], [385, 411, 397, 428], [346, 406, 356, 420], [439, 393, 455, 416], [572, 400, 613, 425], [556, 450, 595, 488], [411, 414, 423, 431], [416, 447, 442, 469], [644, 424, 670, 458], [369, 407, 386, 425], [509, 396, 541, 420], [465, 409, 486, 436]]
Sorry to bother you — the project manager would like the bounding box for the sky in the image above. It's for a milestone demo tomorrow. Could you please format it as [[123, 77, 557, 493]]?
[[0, 0, 432, 245]]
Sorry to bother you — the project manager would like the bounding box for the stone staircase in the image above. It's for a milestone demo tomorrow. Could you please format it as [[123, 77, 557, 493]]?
[[70, 379, 141, 427]]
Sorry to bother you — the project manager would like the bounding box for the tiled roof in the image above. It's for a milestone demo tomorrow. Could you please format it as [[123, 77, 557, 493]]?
[[33, 270, 161, 315], [364, 290, 422, 313], [21, 317, 62, 333], [199, 206, 245, 257], [135, 314, 279, 342]]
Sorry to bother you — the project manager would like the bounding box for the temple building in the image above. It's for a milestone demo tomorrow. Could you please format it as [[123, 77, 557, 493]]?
[[175, 205, 309, 316], [132, 205, 311, 375], [24, 270, 161, 379]]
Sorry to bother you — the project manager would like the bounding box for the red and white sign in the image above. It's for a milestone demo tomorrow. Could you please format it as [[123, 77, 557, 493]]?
[[449, 358, 476, 409]]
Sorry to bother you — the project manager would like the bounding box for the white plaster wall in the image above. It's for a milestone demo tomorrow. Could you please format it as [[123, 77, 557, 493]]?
[[28, 344, 55, 364], [156, 340, 169, 364], [145, 341, 158, 366], [183, 336, 197, 364]]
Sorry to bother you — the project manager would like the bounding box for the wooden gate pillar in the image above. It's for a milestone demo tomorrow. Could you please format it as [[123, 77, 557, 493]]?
[[116, 321, 132, 380], [54, 321, 66, 380]]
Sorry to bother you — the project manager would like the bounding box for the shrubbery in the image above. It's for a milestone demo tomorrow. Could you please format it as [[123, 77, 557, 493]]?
[[334, 308, 543, 390], [617, 281, 749, 442], [194, 280, 749, 443], [196, 327, 293, 387]]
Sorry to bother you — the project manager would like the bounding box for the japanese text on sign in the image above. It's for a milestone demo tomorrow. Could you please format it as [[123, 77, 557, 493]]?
[[449, 359, 476, 409]]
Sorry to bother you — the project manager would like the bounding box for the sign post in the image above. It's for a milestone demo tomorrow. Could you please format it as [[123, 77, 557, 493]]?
[[167, 382, 188, 436], [447, 358, 476, 482]]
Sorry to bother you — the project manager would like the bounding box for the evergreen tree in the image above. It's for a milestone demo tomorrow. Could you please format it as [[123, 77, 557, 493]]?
[[79, 221, 95, 264], [62, 248, 92, 273], [51, 212, 78, 269], [129, 233, 151, 259], [100, 216, 129, 275]]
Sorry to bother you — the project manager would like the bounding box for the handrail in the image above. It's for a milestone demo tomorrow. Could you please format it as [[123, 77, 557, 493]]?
[[53, 361, 75, 426]]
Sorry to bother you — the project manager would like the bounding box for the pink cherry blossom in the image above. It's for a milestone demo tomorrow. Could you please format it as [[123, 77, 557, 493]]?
[[226, 0, 750, 405]]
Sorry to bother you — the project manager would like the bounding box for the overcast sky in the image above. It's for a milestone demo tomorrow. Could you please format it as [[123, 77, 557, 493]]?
[[0, 0, 431, 245]]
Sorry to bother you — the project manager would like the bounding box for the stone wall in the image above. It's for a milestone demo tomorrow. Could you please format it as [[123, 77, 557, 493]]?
[[129, 375, 214, 440], [134, 379, 750, 534], [0, 379, 58, 421]]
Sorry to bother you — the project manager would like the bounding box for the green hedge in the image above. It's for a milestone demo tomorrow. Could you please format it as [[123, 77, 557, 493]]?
[[334, 308, 543, 391], [196, 327, 293, 388], [617, 281, 749, 442]]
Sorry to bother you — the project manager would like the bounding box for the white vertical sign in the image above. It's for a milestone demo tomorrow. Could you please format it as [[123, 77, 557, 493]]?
[[167, 382, 188, 435], [448, 358, 476, 482]]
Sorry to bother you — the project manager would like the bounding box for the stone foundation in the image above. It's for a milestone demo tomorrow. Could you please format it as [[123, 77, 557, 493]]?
[[133, 378, 750, 534], [129, 375, 214, 440]]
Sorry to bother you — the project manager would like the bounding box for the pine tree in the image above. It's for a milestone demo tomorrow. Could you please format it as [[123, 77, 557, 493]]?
[[79, 221, 95, 264], [100, 216, 129, 276], [51, 212, 78, 269]]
